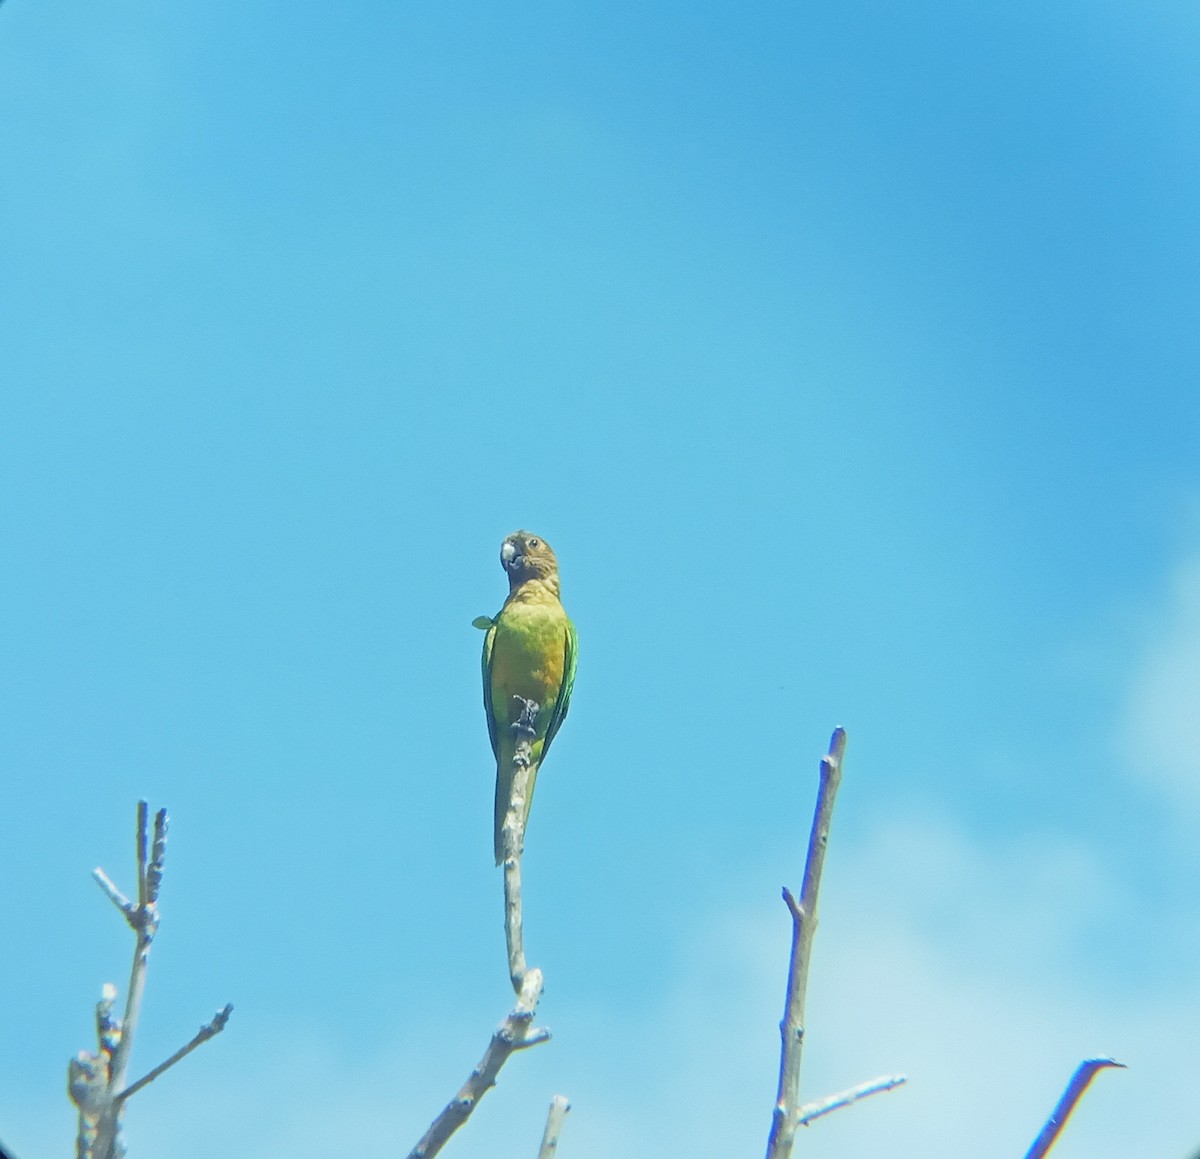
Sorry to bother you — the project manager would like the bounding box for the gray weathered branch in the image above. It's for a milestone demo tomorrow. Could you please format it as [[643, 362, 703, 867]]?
[[796, 1073, 907, 1126], [407, 697, 555, 1159], [765, 727, 846, 1159], [536, 1094, 571, 1159], [115, 1005, 234, 1106], [69, 803, 232, 1159], [503, 696, 539, 991], [405, 969, 550, 1159]]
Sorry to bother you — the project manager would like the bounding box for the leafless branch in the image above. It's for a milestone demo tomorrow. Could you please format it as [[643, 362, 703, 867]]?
[[69, 803, 232, 1159], [91, 868, 134, 919], [115, 1005, 234, 1106], [104, 803, 164, 1099], [537, 1095, 571, 1159], [796, 1074, 907, 1126], [406, 697, 553, 1158], [502, 696, 539, 992], [1023, 1057, 1125, 1159], [405, 970, 550, 1159], [765, 727, 847, 1159]]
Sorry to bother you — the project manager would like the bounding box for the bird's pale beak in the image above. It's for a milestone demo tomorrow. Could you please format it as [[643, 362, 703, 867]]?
[[500, 540, 518, 570]]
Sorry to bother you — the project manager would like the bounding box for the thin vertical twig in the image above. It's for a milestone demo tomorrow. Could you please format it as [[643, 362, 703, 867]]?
[[536, 1094, 571, 1159], [107, 808, 166, 1094], [85, 805, 167, 1159], [1023, 1057, 1125, 1159], [765, 727, 847, 1159]]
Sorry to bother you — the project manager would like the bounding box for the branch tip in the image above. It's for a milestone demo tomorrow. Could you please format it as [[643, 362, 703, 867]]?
[[93, 868, 134, 917], [537, 1095, 571, 1159], [77, 801, 199, 1159], [796, 1074, 907, 1126], [1023, 1056, 1127, 1159]]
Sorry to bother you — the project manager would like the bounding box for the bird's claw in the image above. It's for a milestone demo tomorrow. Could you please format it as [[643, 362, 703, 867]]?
[[509, 696, 540, 739]]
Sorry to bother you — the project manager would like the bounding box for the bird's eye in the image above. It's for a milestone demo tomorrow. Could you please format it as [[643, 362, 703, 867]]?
[[529, 538, 540, 548]]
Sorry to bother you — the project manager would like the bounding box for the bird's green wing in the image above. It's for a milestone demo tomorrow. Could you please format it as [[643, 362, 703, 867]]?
[[481, 619, 500, 762], [541, 616, 577, 759]]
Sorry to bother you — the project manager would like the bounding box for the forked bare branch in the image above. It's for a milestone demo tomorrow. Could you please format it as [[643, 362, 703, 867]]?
[[405, 969, 549, 1159], [69, 803, 232, 1159]]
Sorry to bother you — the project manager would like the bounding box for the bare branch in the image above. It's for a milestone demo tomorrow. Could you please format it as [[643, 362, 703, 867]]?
[[406, 970, 550, 1159], [91, 869, 134, 919], [502, 697, 539, 993], [71, 804, 232, 1159], [135, 801, 148, 909], [537, 1095, 571, 1159], [781, 887, 804, 925], [144, 807, 168, 907], [503, 804, 530, 991], [765, 727, 847, 1159], [796, 1074, 907, 1126], [81, 804, 162, 1159], [1023, 1057, 1125, 1159], [115, 1005, 233, 1106], [99, 809, 164, 1137], [407, 696, 554, 1158]]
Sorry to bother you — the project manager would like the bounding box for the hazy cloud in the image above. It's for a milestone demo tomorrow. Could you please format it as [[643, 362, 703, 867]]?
[[1124, 553, 1200, 814]]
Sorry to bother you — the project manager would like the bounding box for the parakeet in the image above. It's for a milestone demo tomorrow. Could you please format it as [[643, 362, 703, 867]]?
[[475, 530, 577, 865]]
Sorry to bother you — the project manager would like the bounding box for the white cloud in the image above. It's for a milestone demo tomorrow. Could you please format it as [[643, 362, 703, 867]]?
[[544, 817, 1200, 1159], [795, 819, 1198, 1159], [1123, 552, 1200, 813]]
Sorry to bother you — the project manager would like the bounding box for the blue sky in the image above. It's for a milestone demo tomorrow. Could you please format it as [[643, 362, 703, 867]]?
[[1, 1, 1198, 1156]]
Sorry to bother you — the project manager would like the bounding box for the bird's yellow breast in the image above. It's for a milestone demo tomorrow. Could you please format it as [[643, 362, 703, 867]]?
[[490, 596, 568, 725]]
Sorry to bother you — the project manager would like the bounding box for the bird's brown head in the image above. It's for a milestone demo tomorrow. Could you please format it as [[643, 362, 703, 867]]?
[[501, 530, 560, 594]]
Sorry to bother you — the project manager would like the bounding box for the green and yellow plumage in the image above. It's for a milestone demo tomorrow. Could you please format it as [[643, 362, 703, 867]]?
[[476, 530, 577, 864]]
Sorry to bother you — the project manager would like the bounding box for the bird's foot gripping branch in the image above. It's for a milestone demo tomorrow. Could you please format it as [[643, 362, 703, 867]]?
[[510, 696, 540, 743]]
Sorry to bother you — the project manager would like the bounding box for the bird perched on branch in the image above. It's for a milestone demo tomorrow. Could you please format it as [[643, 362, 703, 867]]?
[[473, 531, 577, 864]]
